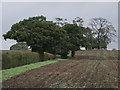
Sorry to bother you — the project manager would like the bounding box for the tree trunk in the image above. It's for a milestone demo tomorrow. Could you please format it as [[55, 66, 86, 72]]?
[[72, 50, 75, 57], [97, 32, 100, 49], [98, 40, 100, 49], [38, 51, 44, 61], [61, 53, 68, 59], [32, 47, 37, 52]]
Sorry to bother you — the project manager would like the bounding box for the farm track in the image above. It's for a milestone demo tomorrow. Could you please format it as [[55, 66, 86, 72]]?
[[2, 51, 118, 88]]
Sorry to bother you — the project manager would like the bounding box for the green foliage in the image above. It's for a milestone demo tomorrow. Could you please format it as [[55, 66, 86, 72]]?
[[73, 17, 84, 26], [84, 27, 109, 50], [3, 16, 69, 60], [63, 24, 85, 57], [55, 17, 86, 57], [3, 16, 115, 60], [2, 50, 58, 69], [84, 27, 97, 49], [10, 42, 28, 50]]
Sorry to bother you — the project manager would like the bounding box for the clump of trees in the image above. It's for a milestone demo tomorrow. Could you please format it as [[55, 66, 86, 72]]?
[[57, 17, 86, 57], [3, 16, 116, 60], [3, 16, 70, 60]]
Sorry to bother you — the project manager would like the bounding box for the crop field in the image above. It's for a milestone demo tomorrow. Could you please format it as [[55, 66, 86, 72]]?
[[2, 50, 119, 88]]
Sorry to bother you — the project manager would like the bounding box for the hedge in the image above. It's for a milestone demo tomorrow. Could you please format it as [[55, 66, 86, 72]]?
[[2, 50, 60, 69]]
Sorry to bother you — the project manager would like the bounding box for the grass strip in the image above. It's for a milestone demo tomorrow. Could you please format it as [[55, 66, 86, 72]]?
[[2, 59, 66, 82]]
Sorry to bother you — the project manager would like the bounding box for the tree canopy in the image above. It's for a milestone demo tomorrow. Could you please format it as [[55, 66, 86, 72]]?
[[63, 24, 85, 57], [3, 16, 70, 60]]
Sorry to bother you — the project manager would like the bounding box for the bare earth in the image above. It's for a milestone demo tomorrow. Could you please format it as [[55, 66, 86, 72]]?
[[2, 50, 118, 88]]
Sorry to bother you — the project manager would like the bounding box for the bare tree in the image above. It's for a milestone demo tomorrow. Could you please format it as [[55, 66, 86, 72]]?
[[89, 17, 116, 49]]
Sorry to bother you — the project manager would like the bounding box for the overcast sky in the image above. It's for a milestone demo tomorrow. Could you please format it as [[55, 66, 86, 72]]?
[[1, 2, 118, 50]]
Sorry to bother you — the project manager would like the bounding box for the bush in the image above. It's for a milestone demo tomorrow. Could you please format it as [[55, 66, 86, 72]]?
[[10, 42, 29, 50], [2, 50, 60, 69]]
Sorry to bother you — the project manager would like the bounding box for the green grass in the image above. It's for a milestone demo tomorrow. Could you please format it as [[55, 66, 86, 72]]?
[[67, 53, 71, 57], [2, 59, 66, 82], [67, 52, 71, 57]]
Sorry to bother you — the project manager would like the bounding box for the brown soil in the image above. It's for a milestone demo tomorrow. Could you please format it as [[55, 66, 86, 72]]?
[[2, 50, 118, 88]]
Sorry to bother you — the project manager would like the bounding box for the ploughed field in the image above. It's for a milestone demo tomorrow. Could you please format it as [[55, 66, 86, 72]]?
[[2, 50, 119, 88]]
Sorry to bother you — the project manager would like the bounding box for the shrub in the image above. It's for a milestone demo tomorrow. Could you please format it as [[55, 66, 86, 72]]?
[[10, 42, 29, 50]]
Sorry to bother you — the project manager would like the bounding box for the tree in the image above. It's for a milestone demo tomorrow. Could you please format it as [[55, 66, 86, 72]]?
[[55, 17, 86, 57], [10, 42, 28, 50], [73, 17, 84, 26], [63, 24, 85, 57], [84, 27, 92, 50], [84, 27, 98, 50], [89, 17, 116, 49], [55, 17, 68, 27], [3, 16, 69, 60]]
